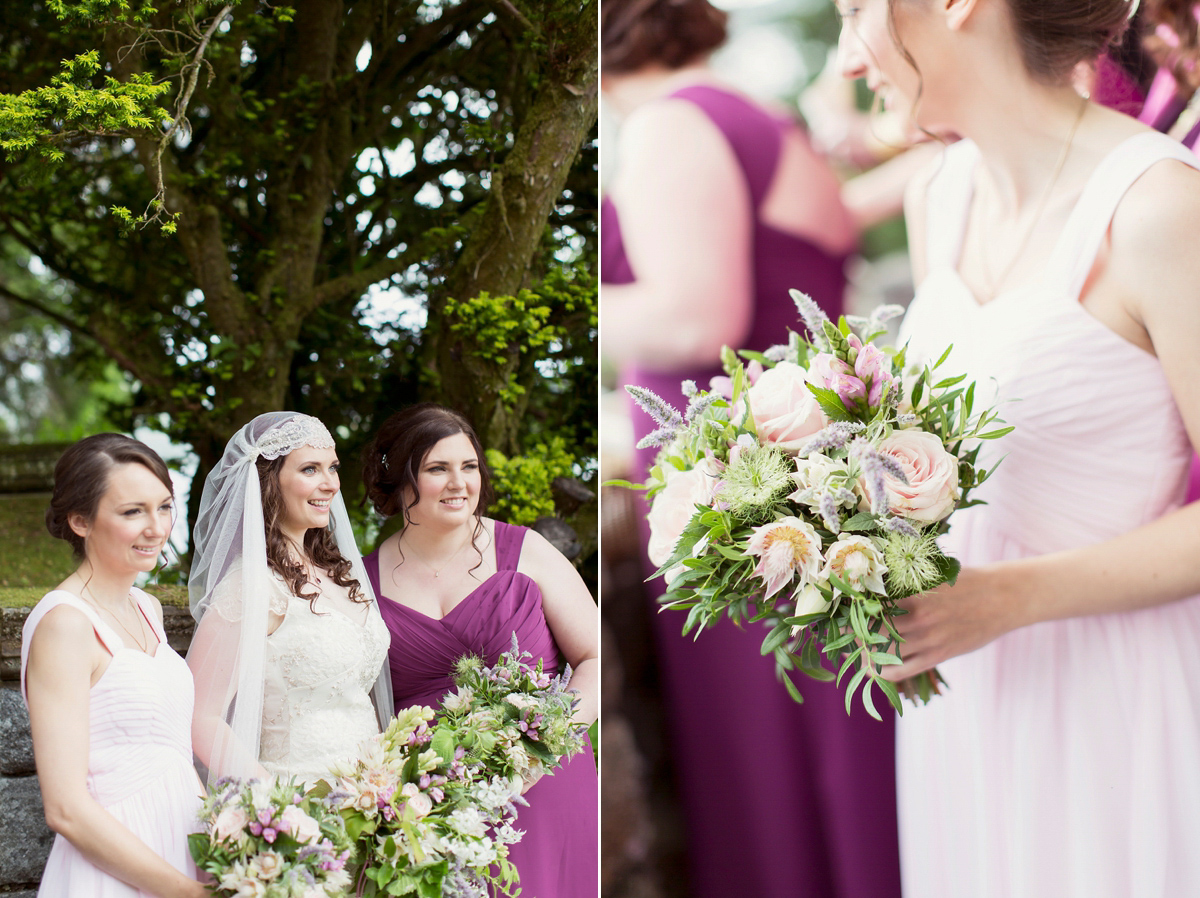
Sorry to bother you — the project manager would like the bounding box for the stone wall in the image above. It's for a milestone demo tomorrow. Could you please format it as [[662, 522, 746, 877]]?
[[0, 605, 195, 894]]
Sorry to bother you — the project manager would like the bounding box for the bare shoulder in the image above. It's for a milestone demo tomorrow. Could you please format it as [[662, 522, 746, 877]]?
[[616, 96, 736, 190], [27, 601, 98, 670], [1109, 156, 1200, 301]]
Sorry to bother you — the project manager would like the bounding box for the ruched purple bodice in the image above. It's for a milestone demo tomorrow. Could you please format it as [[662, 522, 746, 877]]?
[[365, 522, 597, 898]]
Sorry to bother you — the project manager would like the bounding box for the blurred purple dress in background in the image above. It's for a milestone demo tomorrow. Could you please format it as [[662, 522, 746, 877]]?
[[602, 84, 901, 898]]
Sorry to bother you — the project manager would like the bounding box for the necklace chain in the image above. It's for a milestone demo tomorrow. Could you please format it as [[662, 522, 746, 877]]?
[[399, 529, 472, 578], [974, 98, 1088, 302], [83, 587, 151, 653]]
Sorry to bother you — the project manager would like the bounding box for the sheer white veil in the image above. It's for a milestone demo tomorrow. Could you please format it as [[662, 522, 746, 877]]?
[[186, 412, 393, 786]]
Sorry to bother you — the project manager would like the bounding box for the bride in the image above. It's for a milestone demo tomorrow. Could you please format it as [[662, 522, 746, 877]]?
[[187, 412, 392, 786]]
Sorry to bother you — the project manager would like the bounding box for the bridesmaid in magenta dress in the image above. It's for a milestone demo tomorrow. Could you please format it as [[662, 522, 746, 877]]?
[[359, 403, 598, 898], [600, 2, 900, 897]]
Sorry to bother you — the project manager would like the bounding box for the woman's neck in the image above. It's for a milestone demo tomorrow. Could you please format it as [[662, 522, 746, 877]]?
[[956, 85, 1093, 213], [69, 562, 138, 611], [396, 518, 475, 555]]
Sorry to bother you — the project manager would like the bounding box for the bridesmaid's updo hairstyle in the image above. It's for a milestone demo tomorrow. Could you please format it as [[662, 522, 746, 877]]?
[[601, 0, 728, 74], [361, 403, 494, 527], [45, 434, 173, 560]]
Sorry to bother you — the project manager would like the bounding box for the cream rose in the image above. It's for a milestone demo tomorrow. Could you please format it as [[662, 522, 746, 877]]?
[[278, 805, 321, 844], [862, 431, 959, 523], [646, 457, 721, 567], [746, 361, 827, 451], [213, 805, 249, 842]]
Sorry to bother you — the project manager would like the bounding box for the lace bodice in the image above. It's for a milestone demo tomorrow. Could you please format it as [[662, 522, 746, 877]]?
[[259, 580, 389, 785]]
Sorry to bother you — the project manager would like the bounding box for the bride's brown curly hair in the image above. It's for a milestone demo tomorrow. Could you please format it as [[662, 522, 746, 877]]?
[[256, 453, 366, 609]]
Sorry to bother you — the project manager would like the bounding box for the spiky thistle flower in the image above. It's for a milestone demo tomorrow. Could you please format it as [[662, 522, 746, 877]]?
[[882, 531, 944, 596], [718, 443, 793, 523]]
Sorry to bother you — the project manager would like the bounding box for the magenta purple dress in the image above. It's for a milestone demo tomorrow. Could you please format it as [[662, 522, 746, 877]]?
[[602, 84, 901, 898], [363, 522, 598, 898]]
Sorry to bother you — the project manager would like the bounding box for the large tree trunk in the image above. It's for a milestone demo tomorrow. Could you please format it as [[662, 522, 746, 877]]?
[[432, 0, 598, 453]]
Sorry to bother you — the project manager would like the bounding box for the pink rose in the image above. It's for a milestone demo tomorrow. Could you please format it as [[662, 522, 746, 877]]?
[[646, 458, 721, 566], [746, 362, 827, 451], [213, 805, 249, 842], [861, 431, 959, 523]]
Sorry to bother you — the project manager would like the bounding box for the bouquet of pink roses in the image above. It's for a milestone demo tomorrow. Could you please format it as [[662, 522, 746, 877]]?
[[189, 776, 353, 898], [621, 291, 1011, 718]]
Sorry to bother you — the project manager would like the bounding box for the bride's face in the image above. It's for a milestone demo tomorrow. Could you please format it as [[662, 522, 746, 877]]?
[[408, 433, 481, 528], [277, 445, 340, 542]]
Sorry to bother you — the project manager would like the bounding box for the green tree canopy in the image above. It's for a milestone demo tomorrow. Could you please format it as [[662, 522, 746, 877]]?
[[0, 0, 597, 552]]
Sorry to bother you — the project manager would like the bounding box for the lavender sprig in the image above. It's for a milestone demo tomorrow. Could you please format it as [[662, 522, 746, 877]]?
[[883, 515, 920, 537], [789, 289, 832, 350], [851, 438, 891, 515], [797, 421, 867, 457]]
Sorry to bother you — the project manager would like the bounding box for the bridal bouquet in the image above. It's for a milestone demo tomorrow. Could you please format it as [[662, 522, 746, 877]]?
[[624, 290, 1011, 718], [317, 708, 523, 898], [189, 777, 353, 898], [438, 633, 589, 788]]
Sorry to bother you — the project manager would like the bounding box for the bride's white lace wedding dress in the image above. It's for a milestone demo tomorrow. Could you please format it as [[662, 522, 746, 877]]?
[[259, 577, 390, 786]]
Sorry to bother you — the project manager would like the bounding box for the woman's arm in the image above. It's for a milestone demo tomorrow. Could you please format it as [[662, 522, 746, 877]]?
[[601, 98, 754, 370], [25, 607, 206, 898], [885, 156, 1200, 681], [517, 529, 599, 728]]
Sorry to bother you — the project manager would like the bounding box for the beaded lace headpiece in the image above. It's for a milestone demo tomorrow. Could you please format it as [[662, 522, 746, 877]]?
[[253, 414, 335, 460]]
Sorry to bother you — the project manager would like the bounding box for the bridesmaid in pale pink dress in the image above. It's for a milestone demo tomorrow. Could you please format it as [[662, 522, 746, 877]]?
[[836, 0, 1200, 894], [21, 435, 205, 898]]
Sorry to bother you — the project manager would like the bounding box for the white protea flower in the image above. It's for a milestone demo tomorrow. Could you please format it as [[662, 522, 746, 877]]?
[[821, 535, 887, 595], [745, 517, 824, 599]]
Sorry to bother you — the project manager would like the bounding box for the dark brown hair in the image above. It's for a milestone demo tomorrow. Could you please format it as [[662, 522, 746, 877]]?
[[255, 453, 365, 608], [1144, 0, 1200, 92], [45, 434, 174, 560], [888, 0, 1134, 87], [361, 403, 493, 572], [601, 0, 727, 74]]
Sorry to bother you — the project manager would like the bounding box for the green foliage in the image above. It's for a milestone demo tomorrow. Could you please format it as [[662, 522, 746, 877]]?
[[0, 50, 168, 162], [485, 437, 575, 526]]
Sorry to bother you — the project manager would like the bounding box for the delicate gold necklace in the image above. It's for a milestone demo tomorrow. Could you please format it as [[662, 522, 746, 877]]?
[[84, 588, 151, 653], [974, 97, 1088, 303], [399, 529, 472, 578]]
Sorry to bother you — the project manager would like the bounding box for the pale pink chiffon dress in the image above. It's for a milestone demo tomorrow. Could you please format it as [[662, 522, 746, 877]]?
[[21, 589, 203, 897], [897, 132, 1200, 897]]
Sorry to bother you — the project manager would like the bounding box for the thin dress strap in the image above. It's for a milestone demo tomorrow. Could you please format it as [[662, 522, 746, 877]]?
[[1046, 131, 1200, 300], [20, 591, 121, 703], [668, 85, 783, 211], [131, 587, 167, 646], [492, 521, 526, 572], [922, 140, 980, 273]]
